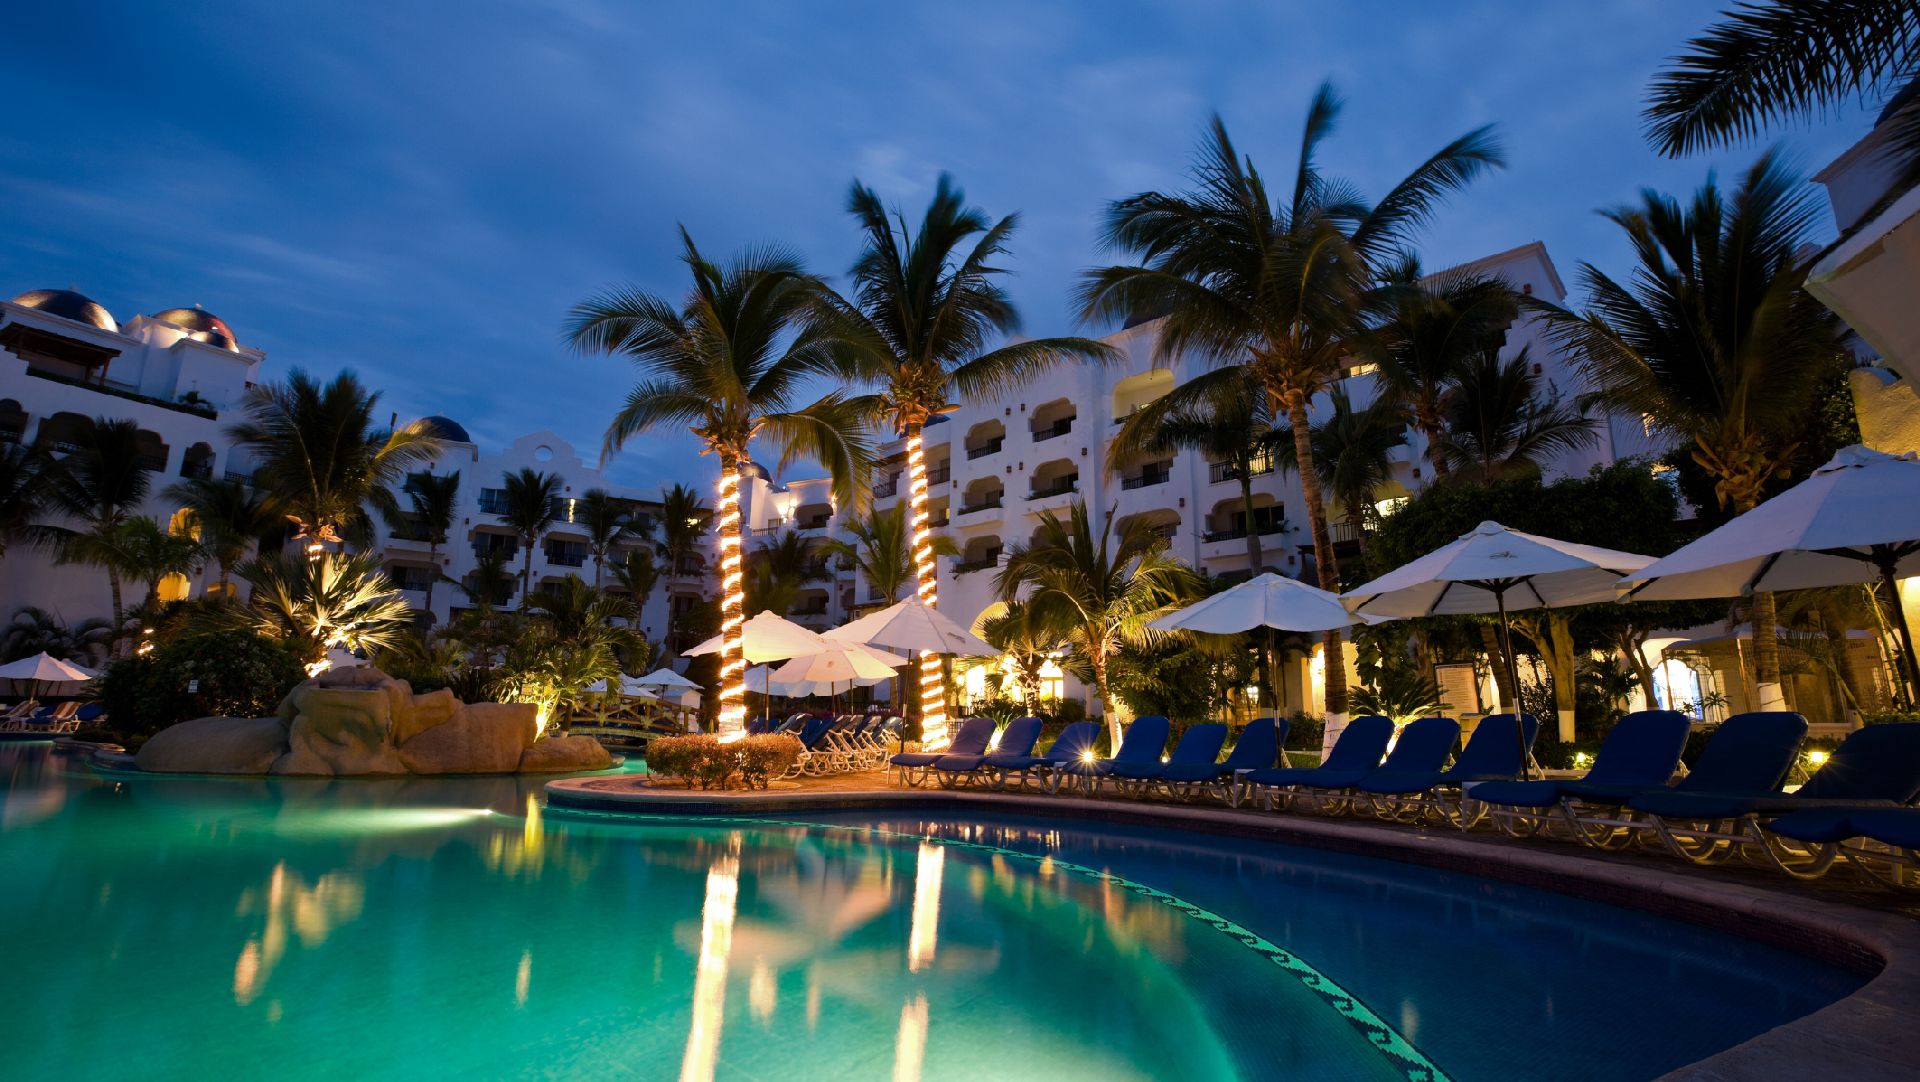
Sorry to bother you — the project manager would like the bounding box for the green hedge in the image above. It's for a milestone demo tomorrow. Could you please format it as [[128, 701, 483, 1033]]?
[[94, 630, 306, 742], [646, 734, 803, 789]]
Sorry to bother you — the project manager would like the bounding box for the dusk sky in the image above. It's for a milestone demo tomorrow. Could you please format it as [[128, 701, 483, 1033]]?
[[0, 2, 1879, 493]]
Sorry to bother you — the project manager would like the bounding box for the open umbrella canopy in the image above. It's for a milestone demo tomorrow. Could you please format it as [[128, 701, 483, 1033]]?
[[585, 676, 656, 698], [773, 643, 909, 685], [1151, 572, 1361, 634], [683, 611, 833, 664], [633, 667, 702, 691], [0, 653, 96, 683], [1343, 521, 1655, 619], [827, 597, 999, 656]]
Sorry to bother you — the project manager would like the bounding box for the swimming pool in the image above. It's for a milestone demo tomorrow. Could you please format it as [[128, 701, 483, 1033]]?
[[0, 745, 1861, 1080]]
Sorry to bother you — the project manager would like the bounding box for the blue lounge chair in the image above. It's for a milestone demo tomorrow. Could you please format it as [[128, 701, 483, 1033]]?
[[1767, 807, 1920, 889], [1629, 722, 1920, 870], [933, 717, 1042, 788], [1106, 723, 1229, 798], [1170, 717, 1285, 803], [1357, 714, 1539, 824], [1556, 711, 1807, 849], [1241, 715, 1395, 811], [1465, 710, 1691, 836], [889, 716, 995, 787], [1281, 717, 1461, 815], [981, 721, 1098, 791], [1056, 716, 1170, 794]]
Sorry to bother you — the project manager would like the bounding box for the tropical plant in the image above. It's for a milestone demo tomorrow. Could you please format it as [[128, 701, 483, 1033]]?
[[1080, 86, 1504, 720], [611, 548, 661, 630], [503, 574, 646, 729], [227, 369, 439, 548], [499, 467, 562, 601], [458, 547, 517, 613], [112, 516, 205, 609], [577, 488, 645, 589], [0, 441, 53, 561], [831, 175, 1116, 730], [655, 482, 710, 587], [1374, 267, 1519, 476], [1, 606, 112, 665], [39, 417, 156, 637], [94, 629, 306, 742], [994, 501, 1201, 744], [568, 230, 874, 729], [386, 469, 459, 614], [978, 598, 1072, 711], [1272, 384, 1410, 541], [1107, 366, 1282, 571], [746, 528, 815, 617], [1643, 0, 1919, 185], [164, 475, 277, 593], [229, 549, 415, 663], [1428, 347, 1598, 484], [1532, 150, 1844, 705], [820, 503, 959, 608]]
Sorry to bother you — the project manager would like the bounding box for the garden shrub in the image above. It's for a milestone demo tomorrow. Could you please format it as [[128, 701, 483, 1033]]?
[[94, 629, 306, 743], [646, 733, 803, 790]]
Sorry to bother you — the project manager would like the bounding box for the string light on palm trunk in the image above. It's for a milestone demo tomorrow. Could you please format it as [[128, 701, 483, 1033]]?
[[716, 464, 746, 733], [906, 431, 949, 750]]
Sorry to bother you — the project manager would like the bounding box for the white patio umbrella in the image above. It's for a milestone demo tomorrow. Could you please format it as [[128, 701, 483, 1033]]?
[[1151, 572, 1365, 717], [775, 643, 909, 714], [633, 667, 702, 691], [1620, 446, 1920, 698], [828, 597, 1000, 656], [0, 653, 97, 703], [683, 611, 833, 663], [1342, 521, 1655, 775]]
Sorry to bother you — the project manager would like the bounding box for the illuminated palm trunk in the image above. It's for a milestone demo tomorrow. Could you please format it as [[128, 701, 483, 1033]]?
[[715, 455, 747, 733], [905, 424, 949, 750]]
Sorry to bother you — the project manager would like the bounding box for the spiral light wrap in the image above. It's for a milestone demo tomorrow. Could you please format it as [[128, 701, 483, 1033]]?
[[906, 430, 948, 750], [716, 462, 746, 733]]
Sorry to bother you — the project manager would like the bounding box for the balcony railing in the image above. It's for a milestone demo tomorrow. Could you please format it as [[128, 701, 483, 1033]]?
[[953, 551, 1001, 575], [179, 461, 214, 479], [927, 509, 950, 528], [472, 539, 518, 560], [790, 601, 829, 617], [1147, 523, 1177, 542], [798, 514, 832, 530], [1028, 477, 1079, 500], [1121, 461, 1174, 490], [925, 465, 951, 485], [1208, 459, 1275, 485], [1328, 519, 1365, 545], [545, 548, 588, 568], [224, 470, 252, 485], [23, 367, 219, 419], [1030, 418, 1075, 442], [1202, 521, 1285, 543], [965, 437, 1004, 460], [958, 494, 1003, 515], [874, 476, 899, 498], [136, 455, 167, 472]]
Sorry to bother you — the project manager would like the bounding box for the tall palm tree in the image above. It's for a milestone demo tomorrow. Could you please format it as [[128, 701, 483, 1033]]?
[[1428, 348, 1598, 484], [655, 482, 710, 597], [227, 369, 439, 549], [500, 468, 561, 601], [611, 548, 661, 633], [0, 442, 52, 562], [1, 606, 112, 666], [1533, 150, 1843, 706], [164, 475, 277, 594], [994, 500, 1200, 744], [1080, 87, 1503, 721], [568, 230, 873, 731], [1643, 1, 1919, 182], [39, 417, 155, 637], [978, 598, 1072, 712], [386, 470, 460, 614], [576, 488, 642, 589], [1272, 385, 1410, 544], [833, 176, 1117, 739], [819, 503, 959, 609], [1107, 367, 1282, 573], [1373, 268, 1519, 477]]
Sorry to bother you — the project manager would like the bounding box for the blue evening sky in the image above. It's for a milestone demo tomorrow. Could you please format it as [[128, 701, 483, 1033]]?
[[0, 2, 1879, 493]]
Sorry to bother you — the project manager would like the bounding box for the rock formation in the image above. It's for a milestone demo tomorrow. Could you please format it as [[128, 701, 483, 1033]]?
[[134, 666, 615, 777]]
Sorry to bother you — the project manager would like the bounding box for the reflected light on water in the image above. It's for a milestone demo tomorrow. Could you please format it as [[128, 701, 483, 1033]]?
[[232, 861, 366, 1006], [516, 949, 532, 1007], [679, 853, 740, 1082], [906, 843, 943, 973], [522, 795, 543, 855], [748, 960, 776, 1023], [893, 993, 928, 1082]]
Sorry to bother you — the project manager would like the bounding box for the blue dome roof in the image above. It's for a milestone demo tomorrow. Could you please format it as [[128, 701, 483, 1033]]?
[[418, 415, 471, 443]]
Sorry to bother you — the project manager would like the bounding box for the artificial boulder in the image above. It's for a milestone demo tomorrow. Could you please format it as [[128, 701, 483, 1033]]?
[[518, 734, 614, 773], [397, 701, 536, 775], [273, 682, 406, 776], [137, 715, 290, 775]]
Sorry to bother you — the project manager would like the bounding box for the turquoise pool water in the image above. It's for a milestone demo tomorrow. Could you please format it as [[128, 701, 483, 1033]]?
[[0, 745, 1861, 1080]]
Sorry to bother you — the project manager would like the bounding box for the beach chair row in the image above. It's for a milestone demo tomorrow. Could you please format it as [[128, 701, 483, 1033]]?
[[754, 714, 901, 777], [0, 702, 100, 734]]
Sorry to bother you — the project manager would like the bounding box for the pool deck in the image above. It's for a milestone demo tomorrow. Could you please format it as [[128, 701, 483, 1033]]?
[[549, 770, 1920, 1082]]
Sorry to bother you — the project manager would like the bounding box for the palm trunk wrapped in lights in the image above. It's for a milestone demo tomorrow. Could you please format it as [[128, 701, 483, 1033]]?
[[715, 456, 748, 733], [904, 423, 950, 750]]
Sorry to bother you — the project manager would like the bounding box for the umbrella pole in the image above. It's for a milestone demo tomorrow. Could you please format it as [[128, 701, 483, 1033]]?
[[1875, 552, 1920, 706], [1494, 586, 1529, 782], [1266, 627, 1280, 721]]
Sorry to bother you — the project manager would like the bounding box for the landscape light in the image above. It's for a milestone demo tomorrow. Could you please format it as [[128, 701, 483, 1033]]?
[[1807, 749, 1830, 767]]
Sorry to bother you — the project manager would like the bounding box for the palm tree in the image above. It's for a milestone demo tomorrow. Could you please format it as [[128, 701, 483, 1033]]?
[[819, 503, 959, 609], [1272, 385, 1411, 544], [994, 501, 1200, 744], [1080, 86, 1504, 722], [1533, 151, 1843, 707], [568, 230, 874, 731], [1374, 268, 1519, 477], [227, 369, 439, 549], [655, 482, 710, 597], [386, 470, 460, 614], [746, 529, 815, 617], [576, 488, 642, 589], [164, 476, 277, 594], [833, 176, 1117, 735], [1643, 1, 1919, 182], [0, 442, 52, 561], [611, 548, 661, 633], [232, 549, 414, 664], [1107, 367, 1282, 572], [1, 606, 112, 666], [1428, 348, 1598, 484], [978, 598, 1071, 712], [39, 417, 155, 637], [500, 468, 561, 601], [113, 516, 205, 609]]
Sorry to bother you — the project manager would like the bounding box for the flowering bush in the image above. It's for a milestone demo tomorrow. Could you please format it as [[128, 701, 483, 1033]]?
[[646, 733, 803, 790]]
